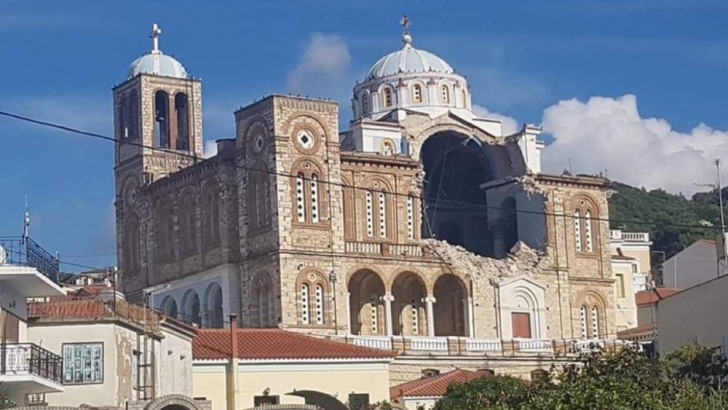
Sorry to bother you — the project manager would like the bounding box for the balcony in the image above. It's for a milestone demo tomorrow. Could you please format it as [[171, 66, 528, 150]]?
[[333, 335, 633, 357], [344, 241, 432, 258], [609, 230, 650, 243], [0, 343, 64, 395], [0, 236, 61, 283]]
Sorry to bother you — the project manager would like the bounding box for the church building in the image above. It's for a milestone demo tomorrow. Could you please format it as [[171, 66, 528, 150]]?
[[113, 19, 619, 381]]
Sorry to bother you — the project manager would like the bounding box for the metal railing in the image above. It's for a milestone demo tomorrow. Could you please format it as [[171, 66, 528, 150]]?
[[0, 236, 60, 283], [0, 343, 63, 384]]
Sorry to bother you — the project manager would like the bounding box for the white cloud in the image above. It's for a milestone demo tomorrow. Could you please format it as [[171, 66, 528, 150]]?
[[541, 94, 728, 195], [203, 140, 218, 158], [286, 33, 353, 98], [472, 105, 521, 136]]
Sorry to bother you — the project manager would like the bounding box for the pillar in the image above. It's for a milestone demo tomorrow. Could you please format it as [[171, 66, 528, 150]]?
[[467, 296, 475, 337], [424, 296, 436, 337], [345, 292, 351, 335], [383, 294, 394, 336]]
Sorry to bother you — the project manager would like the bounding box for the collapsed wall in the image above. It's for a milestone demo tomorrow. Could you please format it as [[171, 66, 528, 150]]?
[[422, 238, 552, 281]]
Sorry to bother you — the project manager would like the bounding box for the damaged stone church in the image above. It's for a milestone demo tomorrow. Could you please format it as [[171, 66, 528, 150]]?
[[113, 21, 619, 381]]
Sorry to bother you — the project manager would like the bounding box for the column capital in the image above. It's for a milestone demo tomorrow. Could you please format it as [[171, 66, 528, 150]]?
[[422, 296, 436, 304], [381, 294, 395, 302]]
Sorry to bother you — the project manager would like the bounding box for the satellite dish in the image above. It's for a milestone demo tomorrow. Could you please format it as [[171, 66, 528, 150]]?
[[0, 245, 7, 265]]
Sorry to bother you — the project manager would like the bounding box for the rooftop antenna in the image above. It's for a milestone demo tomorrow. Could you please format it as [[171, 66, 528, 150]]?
[[22, 195, 30, 243]]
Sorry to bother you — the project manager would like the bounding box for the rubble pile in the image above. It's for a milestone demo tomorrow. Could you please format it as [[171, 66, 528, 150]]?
[[423, 239, 551, 280]]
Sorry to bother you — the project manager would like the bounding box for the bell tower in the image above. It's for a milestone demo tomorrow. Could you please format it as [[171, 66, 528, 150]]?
[[113, 23, 203, 193], [113, 23, 204, 294]]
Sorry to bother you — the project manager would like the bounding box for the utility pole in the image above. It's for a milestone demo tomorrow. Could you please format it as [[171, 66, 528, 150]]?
[[694, 158, 728, 278]]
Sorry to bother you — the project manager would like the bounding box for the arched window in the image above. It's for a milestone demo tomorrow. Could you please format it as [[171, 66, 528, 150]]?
[[382, 87, 393, 108], [301, 284, 310, 325], [156, 200, 174, 261], [162, 297, 178, 319], [580, 303, 602, 339], [342, 179, 355, 239], [298, 271, 328, 326], [380, 139, 395, 156], [174, 93, 190, 151], [441, 85, 450, 104], [361, 93, 369, 114], [293, 163, 325, 225], [202, 183, 220, 249], [252, 272, 275, 328], [461, 89, 468, 108], [249, 164, 271, 230], [364, 188, 390, 238], [411, 84, 423, 103], [154, 90, 170, 148], [574, 198, 598, 253], [118, 94, 128, 139], [179, 192, 197, 256], [407, 196, 416, 240], [182, 290, 201, 327], [127, 90, 139, 140], [124, 214, 141, 272]]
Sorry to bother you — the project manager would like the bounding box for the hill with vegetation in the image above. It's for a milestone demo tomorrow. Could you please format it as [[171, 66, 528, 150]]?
[[607, 180, 724, 265]]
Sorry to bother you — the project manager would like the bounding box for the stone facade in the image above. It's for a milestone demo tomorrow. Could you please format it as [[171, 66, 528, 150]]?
[[112, 25, 619, 383]]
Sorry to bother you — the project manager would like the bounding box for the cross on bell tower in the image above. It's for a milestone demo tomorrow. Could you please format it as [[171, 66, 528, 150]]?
[[149, 23, 162, 54]]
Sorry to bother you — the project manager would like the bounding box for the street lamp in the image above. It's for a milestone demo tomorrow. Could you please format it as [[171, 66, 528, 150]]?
[[329, 270, 338, 335]]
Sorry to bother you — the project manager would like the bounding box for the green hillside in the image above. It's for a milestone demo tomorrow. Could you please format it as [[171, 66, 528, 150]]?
[[607, 181, 724, 265]]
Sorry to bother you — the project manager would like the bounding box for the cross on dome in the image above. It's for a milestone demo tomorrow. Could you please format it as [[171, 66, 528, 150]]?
[[400, 14, 413, 46], [149, 23, 162, 54]]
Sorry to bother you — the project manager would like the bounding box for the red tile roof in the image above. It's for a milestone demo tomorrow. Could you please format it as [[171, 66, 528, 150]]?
[[193, 329, 396, 361], [28, 297, 197, 337], [617, 323, 655, 340], [635, 288, 680, 306], [390, 369, 485, 399]]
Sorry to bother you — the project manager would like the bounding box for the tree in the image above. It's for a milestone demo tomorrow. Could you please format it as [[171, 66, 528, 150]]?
[[435, 343, 728, 410], [0, 383, 16, 410]]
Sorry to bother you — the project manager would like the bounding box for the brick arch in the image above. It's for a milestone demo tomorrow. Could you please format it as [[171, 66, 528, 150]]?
[[143, 394, 202, 410], [358, 176, 397, 240], [345, 265, 388, 289], [431, 269, 470, 294], [242, 116, 271, 141], [121, 174, 141, 203], [573, 289, 607, 310], [569, 194, 601, 216], [390, 268, 431, 293], [359, 175, 395, 193], [281, 112, 329, 141]]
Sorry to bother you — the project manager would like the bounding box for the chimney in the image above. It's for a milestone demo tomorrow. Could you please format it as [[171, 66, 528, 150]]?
[[227, 314, 240, 410], [229, 314, 238, 360]]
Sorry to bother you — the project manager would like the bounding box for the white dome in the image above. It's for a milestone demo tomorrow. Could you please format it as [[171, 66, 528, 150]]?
[[128, 52, 188, 79], [365, 41, 454, 80]]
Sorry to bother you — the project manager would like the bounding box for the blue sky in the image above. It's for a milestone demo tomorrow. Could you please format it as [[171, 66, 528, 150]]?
[[1, 0, 727, 272]]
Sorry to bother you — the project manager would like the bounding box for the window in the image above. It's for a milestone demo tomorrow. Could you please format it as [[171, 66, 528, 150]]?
[[131, 350, 140, 392], [254, 396, 279, 407], [380, 139, 395, 156], [441, 85, 450, 103], [412, 84, 423, 103], [574, 199, 597, 253], [580, 304, 601, 339], [382, 88, 393, 108], [407, 196, 415, 239], [301, 284, 310, 325], [616, 274, 626, 298], [632, 264, 638, 273], [202, 184, 220, 249], [461, 89, 467, 108], [361, 93, 369, 114], [63, 343, 103, 384], [348, 393, 370, 410], [298, 273, 327, 326], [293, 166, 324, 225], [364, 185, 389, 239]]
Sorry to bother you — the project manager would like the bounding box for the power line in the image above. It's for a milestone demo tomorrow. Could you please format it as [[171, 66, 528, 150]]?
[[0, 109, 721, 232]]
